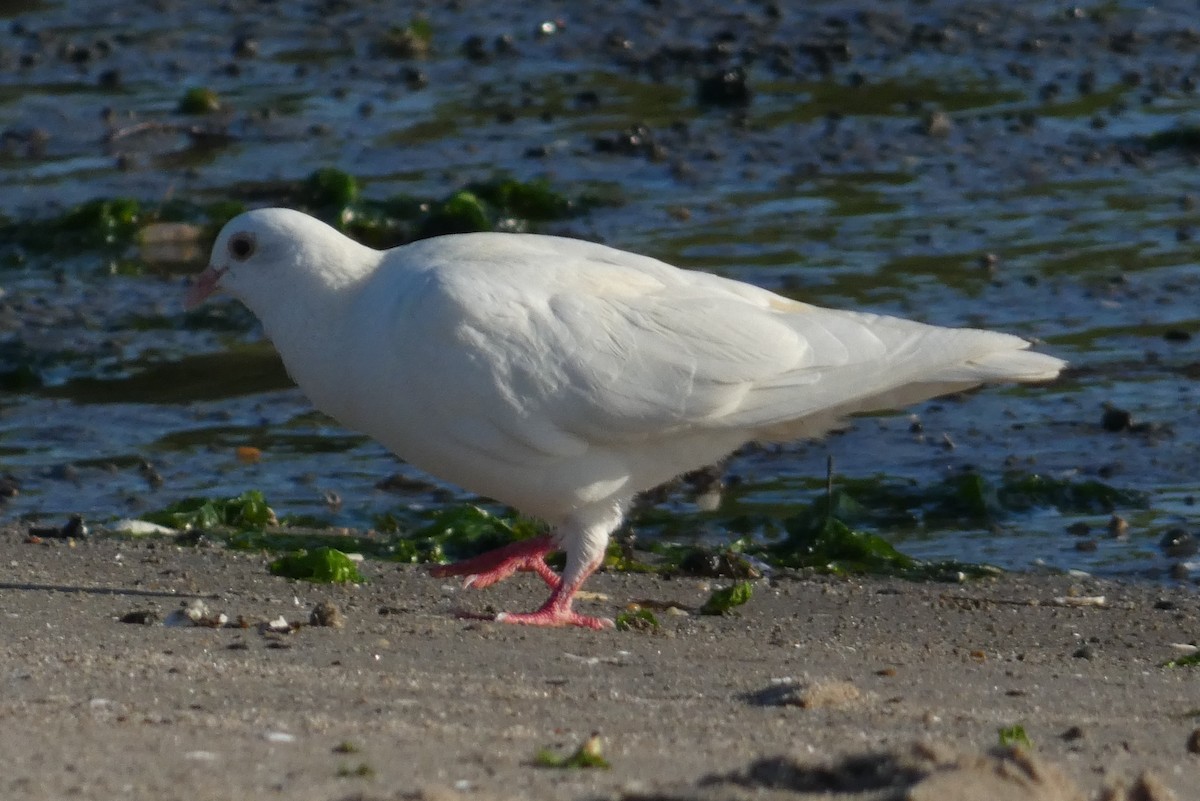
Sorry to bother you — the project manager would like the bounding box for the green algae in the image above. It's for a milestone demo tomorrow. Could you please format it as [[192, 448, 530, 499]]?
[[1162, 652, 1200, 669], [142, 489, 276, 531], [534, 734, 610, 770], [269, 546, 364, 584], [699, 581, 754, 615], [127, 468, 1145, 585], [998, 724, 1033, 748], [177, 86, 222, 114], [615, 608, 661, 632], [0, 173, 600, 265]]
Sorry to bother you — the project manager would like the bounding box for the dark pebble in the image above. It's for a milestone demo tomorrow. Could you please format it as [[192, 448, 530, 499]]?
[[310, 600, 344, 628], [141, 468, 164, 490], [1188, 729, 1200, 755], [48, 463, 79, 482], [697, 66, 752, 107], [1061, 725, 1085, 741], [922, 110, 952, 137], [61, 514, 87, 539], [594, 124, 657, 158], [0, 475, 18, 500], [374, 473, 437, 493], [1159, 528, 1198, 558], [119, 609, 159, 625], [30, 514, 87, 539], [232, 35, 258, 58], [461, 35, 488, 63], [401, 67, 427, 90], [1072, 644, 1094, 659], [1101, 406, 1133, 432], [494, 34, 517, 56], [574, 90, 600, 110]]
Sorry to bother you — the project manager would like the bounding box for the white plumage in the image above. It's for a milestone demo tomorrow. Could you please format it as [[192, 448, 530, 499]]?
[[187, 207, 1064, 628]]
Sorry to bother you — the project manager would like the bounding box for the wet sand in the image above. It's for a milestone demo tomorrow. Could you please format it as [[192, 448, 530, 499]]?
[[2, 527, 1196, 800]]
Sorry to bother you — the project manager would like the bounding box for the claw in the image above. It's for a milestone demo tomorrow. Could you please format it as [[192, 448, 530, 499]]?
[[430, 535, 559, 589], [495, 609, 614, 629], [432, 535, 609, 630]]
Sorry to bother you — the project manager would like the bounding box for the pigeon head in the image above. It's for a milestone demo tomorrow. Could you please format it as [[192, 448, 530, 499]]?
[[185, 208, 374, 311]]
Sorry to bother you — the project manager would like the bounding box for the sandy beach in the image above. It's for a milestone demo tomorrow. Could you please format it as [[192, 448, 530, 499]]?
[[2, 527, 1196, 800]]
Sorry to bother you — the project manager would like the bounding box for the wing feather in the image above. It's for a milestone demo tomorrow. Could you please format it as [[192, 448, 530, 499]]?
[[396, 233, 1062, 453]]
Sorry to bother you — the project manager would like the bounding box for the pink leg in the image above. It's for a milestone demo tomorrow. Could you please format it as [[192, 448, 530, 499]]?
[[431, 502, 623, 630], [495, 557, 613, 630], [429, 535, 560, 589]]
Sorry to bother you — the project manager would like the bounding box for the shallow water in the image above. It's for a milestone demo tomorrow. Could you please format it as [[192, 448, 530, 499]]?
[[2, 0, 1199, 580]]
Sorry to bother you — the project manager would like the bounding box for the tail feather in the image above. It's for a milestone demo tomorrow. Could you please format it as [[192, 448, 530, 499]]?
[[937, 347, 1066, 383], [743, 315, 1065, 442]]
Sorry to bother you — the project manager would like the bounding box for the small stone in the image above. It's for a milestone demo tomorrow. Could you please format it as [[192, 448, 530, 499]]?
[[0, 475, 19, 499], [1108, 515, 1129, 538], [923, 110, 953, 137], [1187, 729, 1200, 754], [119, 609, 159, 625], [165, 599, 227, 627], [796, 679, 862, 709], [61, 514, 88, 539], [697, 67, 752, 107], [1101, 406, 1133, 432], [232, 35, 258, 58], [29, 515, 87, 539], [1121, 771, 1181, 801], [310, 600, 344, 628], [1159, 528, 1197, 559], [1062, 725, 1085, 741], [1072, 644, 1095, 659], [461, 35, 488, 63], [48, 463, 79, 482]]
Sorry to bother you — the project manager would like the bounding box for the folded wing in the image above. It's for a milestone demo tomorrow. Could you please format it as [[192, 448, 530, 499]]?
[[408, 234, 1065, 451]]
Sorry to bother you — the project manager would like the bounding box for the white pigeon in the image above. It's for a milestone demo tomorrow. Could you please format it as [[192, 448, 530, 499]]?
[[186, 207, 1065, 629]]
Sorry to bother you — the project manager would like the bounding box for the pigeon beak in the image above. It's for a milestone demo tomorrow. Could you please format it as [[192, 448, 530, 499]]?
[[184, 264, 228, 310]]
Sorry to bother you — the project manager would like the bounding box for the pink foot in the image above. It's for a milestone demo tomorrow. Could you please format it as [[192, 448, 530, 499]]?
[[496, 606, 614, 630], [492, 565, 614, 628], [429, 535, 559, 589], [493, 572, 613, 630]]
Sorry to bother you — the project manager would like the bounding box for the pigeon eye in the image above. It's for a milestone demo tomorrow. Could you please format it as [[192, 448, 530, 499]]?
[[228, 232, 256, 261]]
